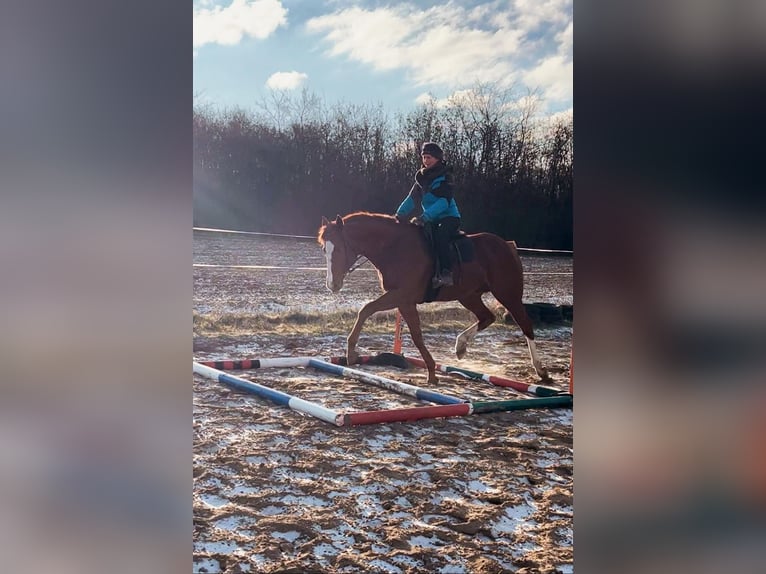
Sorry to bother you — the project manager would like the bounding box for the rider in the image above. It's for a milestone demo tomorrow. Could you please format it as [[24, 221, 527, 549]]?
[[395, 141, 461, 288]]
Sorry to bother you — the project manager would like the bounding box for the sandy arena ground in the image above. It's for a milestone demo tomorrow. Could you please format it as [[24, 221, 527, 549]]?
[[193, 230, 573, 573]]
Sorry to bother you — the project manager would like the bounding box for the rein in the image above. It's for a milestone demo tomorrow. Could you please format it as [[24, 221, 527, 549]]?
[[347, 254, 369, 274]]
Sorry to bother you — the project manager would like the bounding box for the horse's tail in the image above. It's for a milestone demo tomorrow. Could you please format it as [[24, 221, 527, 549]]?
[[506, 240, 523, 282], [495, 239, 533, 333]]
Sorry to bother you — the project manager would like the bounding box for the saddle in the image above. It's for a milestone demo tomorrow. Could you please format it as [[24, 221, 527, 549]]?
[[420, 227, 474, 265], [421, 232, 474, 302], [449, 232, 474, 264]]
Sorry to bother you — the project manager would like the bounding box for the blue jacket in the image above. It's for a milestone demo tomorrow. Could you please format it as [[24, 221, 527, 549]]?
[[396, 162, 461, 223]]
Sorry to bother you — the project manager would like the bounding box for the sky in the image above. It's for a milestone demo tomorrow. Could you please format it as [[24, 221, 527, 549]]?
[[193, 0, 572, 118]]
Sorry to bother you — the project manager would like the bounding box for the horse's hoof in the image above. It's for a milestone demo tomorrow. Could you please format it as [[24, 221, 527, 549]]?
[[538, 367, 551, 381], [347, 350, 359, 365], [455, 344, 467, 359], [427, 376, 439, 385]]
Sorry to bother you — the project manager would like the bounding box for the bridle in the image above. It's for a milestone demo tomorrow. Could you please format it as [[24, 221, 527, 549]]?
[[334, 226, 369, 276]]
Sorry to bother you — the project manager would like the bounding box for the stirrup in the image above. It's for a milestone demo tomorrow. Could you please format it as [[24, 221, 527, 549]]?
[[432, 272, 453, 288]]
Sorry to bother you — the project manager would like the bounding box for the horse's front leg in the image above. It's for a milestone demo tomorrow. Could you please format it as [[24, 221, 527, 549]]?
[[347, 291, 401, 365], [398, 304, 438, 384]]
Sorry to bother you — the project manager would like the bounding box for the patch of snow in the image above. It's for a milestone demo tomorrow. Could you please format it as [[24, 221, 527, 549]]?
[[195, 540, 240, 554], [490, 503, 537, 538], [193, 557, 219, 573], [421, 514, 443, 524], [348, 484, 380, 495], [310, 431, 332, 442], [368, 559, 402, 573], [282, 494, 330, 507], [513, 432, 539, 441], [214, 514, 255, 531], [534, 452, 558, 468], [466, 479, 495, 493], [198, 476, 224, 489], [547, 472, 569, 484], [365, 436, 393, 449], [267, 436, 291, 448], [199, 493, 228, 508], [430, 488, 464, 505], [313, 543, 338, 558], [325, 528, 355, 547], [491, 555, 517, 570], [213, 466, 238, 477], [243, 424, 281, 432], [511, 540, 542, 559], [260, 505, 286, 516], [409, 534, 442, 549], [379, 450, 411, 459], [272, 530, 301, 542], [557, 525, 573, 545], [230, 485, 260, 496], [273, 469, 316, 481], [245, 455, 269, 465], [391, 555, 420, 568], [439, 563, 468, 574], [355, 494, 385, 517]]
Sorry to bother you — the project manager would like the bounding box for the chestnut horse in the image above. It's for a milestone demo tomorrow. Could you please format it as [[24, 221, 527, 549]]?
[[318, 212, 548, 384]]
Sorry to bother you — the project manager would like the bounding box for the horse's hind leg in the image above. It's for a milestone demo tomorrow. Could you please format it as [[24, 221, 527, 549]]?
[[455, 293, 496, 359], [398, 304, 438, 384], [493, 290, 549, 380]]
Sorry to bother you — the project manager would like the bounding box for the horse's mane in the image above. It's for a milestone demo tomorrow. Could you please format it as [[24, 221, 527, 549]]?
[[343, 211, 395, 223], [318, 212, 396, 244]]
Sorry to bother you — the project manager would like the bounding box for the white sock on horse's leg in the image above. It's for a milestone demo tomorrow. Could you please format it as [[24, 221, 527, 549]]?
[[525, 336, 548, 378], [455, 323, 479, 358]]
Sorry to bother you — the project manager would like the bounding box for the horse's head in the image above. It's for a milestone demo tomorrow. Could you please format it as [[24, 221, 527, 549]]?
[[318, 214, 356, 292]]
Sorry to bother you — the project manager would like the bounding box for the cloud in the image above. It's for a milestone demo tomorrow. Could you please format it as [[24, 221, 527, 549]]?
[[193, 0, 287, 49], [414, 89, 488, 109], [415, 93, 437, 106], [266, 71, 308, 90], [523, 19, 573, 109], [305, 1, 572, 112]]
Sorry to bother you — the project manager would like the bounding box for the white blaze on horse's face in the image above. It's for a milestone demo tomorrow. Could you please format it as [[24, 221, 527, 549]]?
[[324, 240, 341, 292]]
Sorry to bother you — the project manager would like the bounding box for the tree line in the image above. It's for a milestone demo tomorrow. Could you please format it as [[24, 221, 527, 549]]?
[[193, 83, 572, 249]]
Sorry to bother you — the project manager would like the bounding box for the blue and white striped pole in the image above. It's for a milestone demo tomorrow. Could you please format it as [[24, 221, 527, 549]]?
[[193, 362, 342, 426], [308, 358, 466, 405]]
